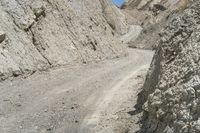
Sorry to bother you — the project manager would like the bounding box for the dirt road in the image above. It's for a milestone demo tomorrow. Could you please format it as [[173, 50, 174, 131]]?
[[0, 49, 154, 133]]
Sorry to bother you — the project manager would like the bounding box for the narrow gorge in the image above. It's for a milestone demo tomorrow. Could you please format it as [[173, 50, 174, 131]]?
[[1, 0, 199, 133]]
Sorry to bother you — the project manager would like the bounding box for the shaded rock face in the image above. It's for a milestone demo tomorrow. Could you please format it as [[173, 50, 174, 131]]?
[[141, 1, 200, 133], [0, 0, 126, 80]]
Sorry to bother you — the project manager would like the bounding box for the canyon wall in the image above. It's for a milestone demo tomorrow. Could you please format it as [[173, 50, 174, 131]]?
[[141, 1, 200, 132], [126, 0, 192, 49], [0, 0, 126, 80]]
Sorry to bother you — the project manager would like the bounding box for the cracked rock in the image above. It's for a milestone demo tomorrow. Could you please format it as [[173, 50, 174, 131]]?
[[140, 1, 200, 133], [0, 0, 125, 81], [0, 31, 6, 43]]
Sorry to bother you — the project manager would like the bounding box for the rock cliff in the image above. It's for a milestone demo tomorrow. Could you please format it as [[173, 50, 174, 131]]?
[[141, 1, 200, 132], [0, 0, 126, 81]]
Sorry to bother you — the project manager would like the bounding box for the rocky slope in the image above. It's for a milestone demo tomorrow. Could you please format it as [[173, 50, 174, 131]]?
[[140, 1, 200, 132], [126, 0, 192, 49], [0, 0, 127, 81]]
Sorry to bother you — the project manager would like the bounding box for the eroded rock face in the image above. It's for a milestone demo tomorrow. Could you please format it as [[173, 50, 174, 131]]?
[[126, 0, 192, 49], [141, 1, 200, 132], [0, 0, 126, 80], [100, 0, 129, 35]]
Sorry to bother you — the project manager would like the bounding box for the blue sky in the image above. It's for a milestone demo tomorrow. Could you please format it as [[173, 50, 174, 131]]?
[[112, 0, 125, 8]]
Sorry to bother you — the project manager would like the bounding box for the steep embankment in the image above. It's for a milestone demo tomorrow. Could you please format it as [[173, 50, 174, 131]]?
[[141, 1, 200, 132], [0, 0, 127, 81], [126, 0, 191, 49]]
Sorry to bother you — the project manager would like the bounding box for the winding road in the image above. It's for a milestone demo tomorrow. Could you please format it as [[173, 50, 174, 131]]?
[[0, 49, 154, 133]]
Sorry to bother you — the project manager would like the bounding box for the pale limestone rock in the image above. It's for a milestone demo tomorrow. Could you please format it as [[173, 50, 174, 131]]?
[[0, 0, 126, 80], [140, 1, 200, 132], [101, 0, 129, 35], [120, 25, 143, 44]]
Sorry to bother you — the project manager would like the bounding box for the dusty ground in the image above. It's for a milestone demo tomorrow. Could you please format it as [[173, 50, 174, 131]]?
[[0, 48, 154, 133]]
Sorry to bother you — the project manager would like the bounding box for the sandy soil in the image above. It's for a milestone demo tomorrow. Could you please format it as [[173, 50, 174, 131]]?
[[0, 48, 154, 133]]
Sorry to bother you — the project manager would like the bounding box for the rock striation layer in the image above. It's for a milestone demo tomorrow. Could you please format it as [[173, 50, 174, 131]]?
[[141, 1, 200, 133], [0, 0, 126, 81]]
